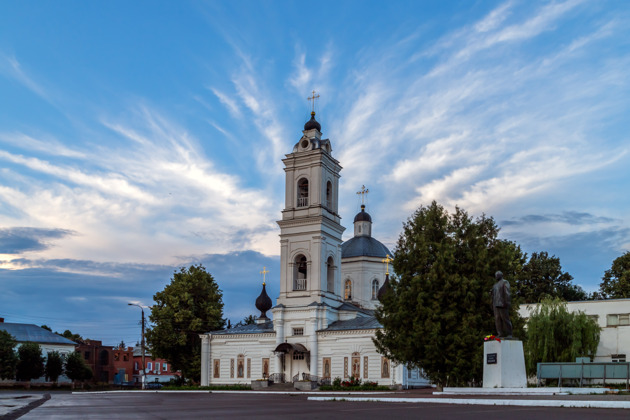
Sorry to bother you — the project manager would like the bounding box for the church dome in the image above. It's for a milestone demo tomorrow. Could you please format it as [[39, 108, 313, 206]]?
[[341, 236, 391, 259], [255, 283, 273, 319], [304, 112, 321, 132], [353, 207, 372, 223]]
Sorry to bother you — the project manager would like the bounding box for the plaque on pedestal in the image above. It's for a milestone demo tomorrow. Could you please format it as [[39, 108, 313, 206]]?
[[483, 339, 527, 388]]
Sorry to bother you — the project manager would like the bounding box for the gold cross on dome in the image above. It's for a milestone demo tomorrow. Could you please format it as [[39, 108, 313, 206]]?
[[260, 266, 269, 285], [356, 185, 369, 205], [382, 254, 393, 275], [307, 90, 320, 113]]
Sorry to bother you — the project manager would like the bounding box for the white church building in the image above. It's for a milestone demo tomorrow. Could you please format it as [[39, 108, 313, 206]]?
[[200, 110, 429, 388]]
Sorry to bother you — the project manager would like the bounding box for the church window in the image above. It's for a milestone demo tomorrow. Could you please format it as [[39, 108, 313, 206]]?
[[351, 352, 361, 378], [297, 178, 309, 207], [292, 327, 304, 336], [262, 358, 269, 379], [344, 279, 352, 300], [323, 358, 331, 378], [612, 354, 627, 363], [381, 357, 390, 378], [294, 254, 307, 291], [326, 181, 332, 209], [372, 279, 380, 300], [293, 352, 305, 360], [326, 256, 335, 293], [237, 355, 245, 378]]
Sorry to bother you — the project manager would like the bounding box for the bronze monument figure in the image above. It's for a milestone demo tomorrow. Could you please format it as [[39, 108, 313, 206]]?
[[491, 271, 513, 338]]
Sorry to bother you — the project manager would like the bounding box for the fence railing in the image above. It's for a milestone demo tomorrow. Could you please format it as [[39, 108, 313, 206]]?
[[297, 197, 308, 207], [294, 278, 307, 291], [291, 372, 331, 386], [269, 373, 285, 384], [537, 361, 630, 388]]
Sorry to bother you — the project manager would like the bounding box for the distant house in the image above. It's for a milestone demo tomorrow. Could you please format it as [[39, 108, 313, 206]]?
[[76, 340, 134, 384], [132, 346, 180, 384], [519, 298, 630, 363], [0, 318, 76, 384]]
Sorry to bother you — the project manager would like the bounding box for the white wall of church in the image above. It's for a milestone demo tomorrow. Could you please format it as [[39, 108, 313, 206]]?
[[341, 258, 387, 310], [204, 333, 277, 384]]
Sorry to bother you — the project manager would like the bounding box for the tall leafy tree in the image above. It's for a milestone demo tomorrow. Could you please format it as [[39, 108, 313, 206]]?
[[524, 298, 600, 375], [599, 251, 630, 299], [45, 351, 64, 384], [0, 330, 18, 380], [65, 351, 93, 384], [146, 265, 225, 382], [515, 251, 587, 303], [235, 315, 257, 327], [374, 201, 526, 387], [16, 342, 45, 382]]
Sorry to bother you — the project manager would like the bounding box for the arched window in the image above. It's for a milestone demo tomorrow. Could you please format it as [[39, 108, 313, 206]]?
[[372, 279, 380, 300], [297, 178, 309, 207], [326, 257, 335, 293], [326, 181, 332, 209], [344, 279, 352, 300], [294, 254, 307, 291]]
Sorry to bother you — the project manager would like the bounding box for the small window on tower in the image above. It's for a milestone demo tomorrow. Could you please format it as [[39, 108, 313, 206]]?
[[292, 327, 304, 336], [372, 279, 380, 300], [294, 254, 308, 290], [344, 279, 352, 300], [297, 178, 309, 207]]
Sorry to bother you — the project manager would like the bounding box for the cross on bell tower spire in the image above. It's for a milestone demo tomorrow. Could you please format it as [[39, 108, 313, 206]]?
[[307, 90, 320, 114], [356, 185, 369, 209]]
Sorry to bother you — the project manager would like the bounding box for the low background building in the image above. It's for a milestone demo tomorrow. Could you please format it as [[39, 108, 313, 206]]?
[[0, 318, 76, 384], [519, 298, 630, 362]]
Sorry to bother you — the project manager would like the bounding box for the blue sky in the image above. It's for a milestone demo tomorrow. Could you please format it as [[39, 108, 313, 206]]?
[[1, 0, 629, 346]]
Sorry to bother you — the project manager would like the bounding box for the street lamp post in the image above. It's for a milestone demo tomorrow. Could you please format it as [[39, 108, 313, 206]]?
[[128, 303, 147, 390]]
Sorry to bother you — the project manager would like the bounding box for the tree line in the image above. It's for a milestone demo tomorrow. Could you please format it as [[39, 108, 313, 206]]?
[[0, 332, 92, 385], [375, 201, 626, 387]]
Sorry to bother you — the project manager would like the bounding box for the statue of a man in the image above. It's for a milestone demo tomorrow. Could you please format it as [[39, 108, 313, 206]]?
[[491, 271, 513, 338]]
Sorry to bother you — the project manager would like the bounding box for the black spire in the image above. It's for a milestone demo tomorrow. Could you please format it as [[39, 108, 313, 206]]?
[[377, 273, 390, 301], [255, 283, 273, 320], [304, 111, 321, 132]]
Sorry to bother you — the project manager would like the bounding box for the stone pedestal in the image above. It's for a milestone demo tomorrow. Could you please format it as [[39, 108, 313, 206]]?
[[483, 339, 527, 388]]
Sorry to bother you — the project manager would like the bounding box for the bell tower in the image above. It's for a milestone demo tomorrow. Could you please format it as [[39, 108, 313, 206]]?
[[276, 94, 345, 307]]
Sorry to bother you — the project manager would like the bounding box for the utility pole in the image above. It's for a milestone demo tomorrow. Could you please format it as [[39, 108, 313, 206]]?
[[129, 303, 147, 390]]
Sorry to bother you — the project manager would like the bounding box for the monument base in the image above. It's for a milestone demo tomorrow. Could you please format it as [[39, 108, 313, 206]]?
[[483, 339, 527, 388]]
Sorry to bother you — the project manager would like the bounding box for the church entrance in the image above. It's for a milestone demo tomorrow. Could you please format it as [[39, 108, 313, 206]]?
[[273, 343, 310, 382]]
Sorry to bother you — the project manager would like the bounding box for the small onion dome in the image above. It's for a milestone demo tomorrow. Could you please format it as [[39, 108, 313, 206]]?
[[255, 283, 273, 319], [353, 205, 372, 223], [377, 273, 390, 301], [304, 111, 321, 132]]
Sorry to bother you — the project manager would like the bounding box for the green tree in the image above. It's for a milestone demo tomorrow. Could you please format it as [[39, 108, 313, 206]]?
[[515, 252, 587, 303], [599, 251, 630, 299], [60, 330, 84, 343], [45, 351, 64, 384], [117, 340, 126, 350], [146, 264, 225, 382], [40, 325, 52, 332], [235, 315, 257, 327], [524, 298, 600, 375], [374, 201, 526, 387], [16, 342, 45, 382], [65, 351, 93, 384], [0, 330, 18, 380]]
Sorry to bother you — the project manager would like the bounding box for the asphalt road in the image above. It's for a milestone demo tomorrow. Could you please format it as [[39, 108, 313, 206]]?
[[16, 392, 630, 419]]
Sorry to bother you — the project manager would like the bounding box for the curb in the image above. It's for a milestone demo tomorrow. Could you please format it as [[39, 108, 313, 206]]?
[[307, 396, 630, 409]]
